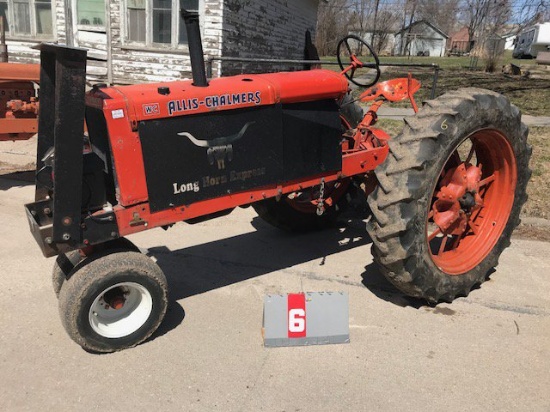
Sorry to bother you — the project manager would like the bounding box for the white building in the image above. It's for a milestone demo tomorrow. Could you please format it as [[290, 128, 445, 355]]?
[[0, 0, 322, 84], [394, 20, 448, 57]]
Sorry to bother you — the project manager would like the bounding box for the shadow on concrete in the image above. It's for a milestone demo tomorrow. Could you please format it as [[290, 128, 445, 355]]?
[[147, 303, 187, 343], [146, 213, 417, 328], [0, 170, 35, 191], [360, 262, 425, 308], [149, 216, 370, 301]]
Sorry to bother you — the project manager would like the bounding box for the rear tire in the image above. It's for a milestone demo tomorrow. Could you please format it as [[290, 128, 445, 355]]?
[[58, 250, 168, 353], [253, 93, 363, 232], [367, 88, 531, 303]]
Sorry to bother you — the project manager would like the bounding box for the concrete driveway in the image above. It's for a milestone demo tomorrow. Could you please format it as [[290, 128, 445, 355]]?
[[1, 173, 549, 412]]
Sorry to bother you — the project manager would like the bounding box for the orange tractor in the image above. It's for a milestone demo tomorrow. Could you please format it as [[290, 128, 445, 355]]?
[[25, 10, 531, 352], [0, 62, 39, 141]]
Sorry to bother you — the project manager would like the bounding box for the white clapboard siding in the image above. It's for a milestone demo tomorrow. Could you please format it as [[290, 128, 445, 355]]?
[[3, 0, 321, 84]]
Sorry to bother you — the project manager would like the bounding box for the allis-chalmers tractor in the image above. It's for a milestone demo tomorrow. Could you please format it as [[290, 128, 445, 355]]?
[[25, 10, 531, 352]]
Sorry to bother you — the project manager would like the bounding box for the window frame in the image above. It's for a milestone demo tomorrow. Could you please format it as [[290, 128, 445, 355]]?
[[73, 0, 108, 33], [123, 0, 201, 51], [1, 0, 56, 40]]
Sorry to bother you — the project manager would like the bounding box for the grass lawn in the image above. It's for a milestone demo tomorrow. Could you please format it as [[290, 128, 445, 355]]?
[[367, 119, 549, 226], [525, 126, 550, 220], [323, 51, 550, 116]]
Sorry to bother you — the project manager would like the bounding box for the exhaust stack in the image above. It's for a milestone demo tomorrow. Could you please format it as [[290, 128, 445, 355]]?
[[181, 9, 209, 87]]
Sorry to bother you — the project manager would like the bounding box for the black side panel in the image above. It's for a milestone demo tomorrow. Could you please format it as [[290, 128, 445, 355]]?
[[35, 44, 87, 244], [86, 107, 116, 206], [35, 47, 56, 200], [282, 99, 342, 181], [139, 105, 284, 212], [139, 100, 343, 214]]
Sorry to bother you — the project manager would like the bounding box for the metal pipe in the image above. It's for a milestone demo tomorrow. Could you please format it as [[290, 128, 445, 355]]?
[[0, 16, 8, 62], [431, 66, 440, 99], [181, 9, 208, 87], [205, 56, 440, 98]]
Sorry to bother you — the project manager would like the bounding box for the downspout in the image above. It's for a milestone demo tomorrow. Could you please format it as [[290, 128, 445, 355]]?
[[105, 0, 113, 84], [64, 0, 74, 47], [0, 16, 7, 62]]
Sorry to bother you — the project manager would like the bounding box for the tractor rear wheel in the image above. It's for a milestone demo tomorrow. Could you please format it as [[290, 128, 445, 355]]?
[[58, 250, 168, 353], [367, 88, 531, 303], [252, 93, 363, 232]]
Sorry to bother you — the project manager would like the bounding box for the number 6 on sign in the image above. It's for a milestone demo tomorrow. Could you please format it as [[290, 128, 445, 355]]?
[[287, 293, 306, 338], [289, 309, 305, 333]]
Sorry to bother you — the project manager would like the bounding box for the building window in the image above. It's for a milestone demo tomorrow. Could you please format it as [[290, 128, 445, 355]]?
[[126, 0, 198, 47], [77, 0, 105, 27], [0, 0, 54, 37]]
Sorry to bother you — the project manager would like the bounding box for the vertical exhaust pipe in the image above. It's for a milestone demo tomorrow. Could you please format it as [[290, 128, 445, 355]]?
[[181, 8, 209, 87]]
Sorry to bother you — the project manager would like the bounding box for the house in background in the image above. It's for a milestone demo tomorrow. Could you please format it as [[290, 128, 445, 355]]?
[[349, 14, 401, 56], [448, 26, 472, 55], [0, 0, 322, 84], [350, 27, 396, 56], [394, 20, 448, 57], [502, 31, 517, 51], [448, 26, 513, 56]]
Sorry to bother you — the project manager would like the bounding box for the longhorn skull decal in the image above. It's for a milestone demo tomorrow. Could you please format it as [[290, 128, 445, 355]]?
[[178, 122, 255, 170]]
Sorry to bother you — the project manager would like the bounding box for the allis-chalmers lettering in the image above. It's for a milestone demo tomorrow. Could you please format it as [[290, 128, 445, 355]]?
[[168, 92, 261, 116]]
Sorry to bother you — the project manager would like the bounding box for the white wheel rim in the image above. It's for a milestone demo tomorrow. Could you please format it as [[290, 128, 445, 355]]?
[[89, 282, 153, 339]]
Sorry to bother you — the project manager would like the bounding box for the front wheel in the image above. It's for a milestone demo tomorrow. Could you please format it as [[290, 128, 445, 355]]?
[[58, 250, 168, 352], [367, 88, 531, 303], [52, 237, 141, 297]]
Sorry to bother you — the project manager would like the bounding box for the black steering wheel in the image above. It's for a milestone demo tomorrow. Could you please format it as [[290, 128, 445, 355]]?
[[337, 35, 381, 88]]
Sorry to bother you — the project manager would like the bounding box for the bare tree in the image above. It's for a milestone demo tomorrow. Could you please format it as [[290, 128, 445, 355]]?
[[513, 0, 549, 32], [464, 0, 491, 47], [349, 0, 375, 45], [371, 8, 401, 54], [349, 0, 400, 55], [416, 0, 461, 37], [398, 0, 419, 55], [371, 0, 381, 47], [463, 0, 512, 71], [316, 0, 351, 56]]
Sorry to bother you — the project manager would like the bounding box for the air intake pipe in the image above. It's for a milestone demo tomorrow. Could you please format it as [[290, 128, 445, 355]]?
[[181, 8, 209, 87]]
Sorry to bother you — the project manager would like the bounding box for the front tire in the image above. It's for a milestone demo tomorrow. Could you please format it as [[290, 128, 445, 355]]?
[[367, 88, 531, 303], [58, 251, 168, 353], [52, 237, 141, 297]]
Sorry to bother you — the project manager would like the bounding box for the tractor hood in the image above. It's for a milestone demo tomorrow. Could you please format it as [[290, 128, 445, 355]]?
[[86, 69, 348, 123]]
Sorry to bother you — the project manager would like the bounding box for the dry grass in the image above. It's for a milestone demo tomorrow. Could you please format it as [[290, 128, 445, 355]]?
[[369, 120, 549, 225], [524, 126, 550, 220], [356, 68, 550, 116], [325, 52, 550, 116]]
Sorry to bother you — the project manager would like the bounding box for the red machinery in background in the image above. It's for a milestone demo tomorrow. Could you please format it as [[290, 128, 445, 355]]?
[[0, 62, 39, 141]]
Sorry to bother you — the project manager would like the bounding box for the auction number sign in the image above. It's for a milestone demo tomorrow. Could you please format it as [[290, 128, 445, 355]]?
[[287, 293, 306, 338], [263, 291, 349, 347]]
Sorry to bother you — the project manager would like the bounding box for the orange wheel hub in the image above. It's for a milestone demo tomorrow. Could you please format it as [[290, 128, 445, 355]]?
[[427, 129, 517, 275]]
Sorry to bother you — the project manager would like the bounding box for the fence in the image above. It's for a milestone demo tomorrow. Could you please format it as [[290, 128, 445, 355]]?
[[205, 57, 440, 99]]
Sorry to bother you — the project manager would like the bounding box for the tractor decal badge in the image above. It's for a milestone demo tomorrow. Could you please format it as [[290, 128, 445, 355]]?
[[177, 122, 255, 170]]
